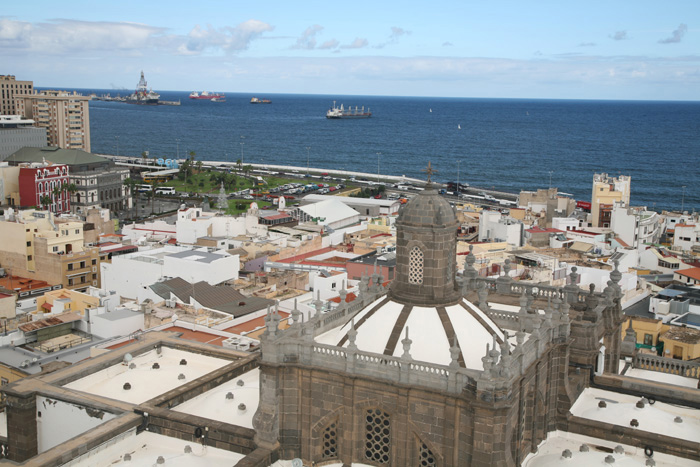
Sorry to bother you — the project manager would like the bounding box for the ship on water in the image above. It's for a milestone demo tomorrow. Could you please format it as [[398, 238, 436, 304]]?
[[125, 71, 160, 105], [326, 101, 371, 119], [190, 91, 225, 100], [250, 97, 271, 104]]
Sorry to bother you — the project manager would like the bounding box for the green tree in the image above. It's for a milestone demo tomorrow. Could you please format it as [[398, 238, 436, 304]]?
[[141, 151, 148, 160], [236, 158, 242, 172], [40, 194, 51, 209]]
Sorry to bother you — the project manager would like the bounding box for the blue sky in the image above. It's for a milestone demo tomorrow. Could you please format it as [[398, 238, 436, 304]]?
[[1, 0, 698, 100]]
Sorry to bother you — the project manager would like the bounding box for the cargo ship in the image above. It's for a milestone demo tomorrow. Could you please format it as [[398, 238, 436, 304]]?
[[250, 97, 271, 104], [190, 91, 226, 100], [326, 101, 371, 119], [125, 71, 160, 105]]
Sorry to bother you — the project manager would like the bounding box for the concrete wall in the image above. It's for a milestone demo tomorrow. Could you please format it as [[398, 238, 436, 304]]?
[[90, 311, 145, 339], [36, 395, 116, 453]]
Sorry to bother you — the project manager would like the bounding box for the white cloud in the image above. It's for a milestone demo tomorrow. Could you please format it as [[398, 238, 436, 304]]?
[[375, 26, 411, 49], [341, 37, 368, 49], [658, 23, 688, 44], [319, 39, 340, 50], [610, 30, 628, 41], [292, 24, 323, 49], [0, 18, 272, 57]]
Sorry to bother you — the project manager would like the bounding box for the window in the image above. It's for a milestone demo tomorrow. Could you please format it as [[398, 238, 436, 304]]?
[[68, 263, 73, 271], [53, 246, 59, 252], [417, 440, 437, 467], [26, 241, 31, 247], [643, 334, 653, 346], [75, 229, 79, 234], [80, 261, 86, 268], [92, 274, 97, 280], [322, 421, 338, 459], [27, 255, 32, 261], [365, 409, 391, 464], [409, 246, 424, 285], [92, 259, 97, 265], [1, 377, 8, 386]]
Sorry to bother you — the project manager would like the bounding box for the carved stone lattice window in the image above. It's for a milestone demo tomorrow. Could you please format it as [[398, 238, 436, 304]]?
[[409, 246, 424, 285], [418, 440, 437, 467], [322, 421, 338, 459], [364, 409, 391, 464]]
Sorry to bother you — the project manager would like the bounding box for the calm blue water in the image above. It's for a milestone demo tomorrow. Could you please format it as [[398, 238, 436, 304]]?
[[69, 90, 700, 212]]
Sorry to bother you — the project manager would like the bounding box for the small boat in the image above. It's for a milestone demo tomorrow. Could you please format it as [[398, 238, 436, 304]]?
[[458, 124, 461, 130], [190, 91, 225, 100], [211, 97, 226, 102], [429, 108, 432, 113], [250, 97, 272, 104]]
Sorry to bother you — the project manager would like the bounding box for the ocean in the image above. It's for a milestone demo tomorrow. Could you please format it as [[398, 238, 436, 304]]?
[[74, 90, 699, 213]]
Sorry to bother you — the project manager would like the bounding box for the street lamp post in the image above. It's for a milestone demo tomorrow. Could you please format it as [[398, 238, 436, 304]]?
[[376, 152, 382, 178], [115, 136, 120, 157], [240, 142, 244, 163], [681, 185, 687, 213], [306, 146, 311, 175], [176, 139, 180, 160]]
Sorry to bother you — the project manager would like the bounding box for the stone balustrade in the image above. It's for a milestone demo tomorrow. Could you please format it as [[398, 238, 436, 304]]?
[[634, 353, 700, 380]]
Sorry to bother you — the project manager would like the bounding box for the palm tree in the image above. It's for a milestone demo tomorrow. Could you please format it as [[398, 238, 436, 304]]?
[[236, 158, 242, 172], [51, 184, 63, 211], [65, 183, 77, 208], [40, 194, 51, 210]]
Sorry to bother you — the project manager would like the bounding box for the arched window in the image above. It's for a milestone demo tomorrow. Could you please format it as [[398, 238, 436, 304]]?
[[409, 246, 424, 285], [364, 409, 390, 464]]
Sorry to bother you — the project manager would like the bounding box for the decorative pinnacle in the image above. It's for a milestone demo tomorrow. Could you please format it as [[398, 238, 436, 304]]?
[[401, 327, 412, 359], [422, 161, 437, 185]]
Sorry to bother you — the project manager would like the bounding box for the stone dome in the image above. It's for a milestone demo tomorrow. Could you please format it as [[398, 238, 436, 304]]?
[[397, 187, 457, 229]]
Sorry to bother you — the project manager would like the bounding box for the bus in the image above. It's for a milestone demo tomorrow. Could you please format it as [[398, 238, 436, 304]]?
[[135, 184, 152, 193], [155, 186, 176, 195]]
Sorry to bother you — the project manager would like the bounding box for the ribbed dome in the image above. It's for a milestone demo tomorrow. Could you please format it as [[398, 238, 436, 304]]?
[[397, 187, 457, 228]]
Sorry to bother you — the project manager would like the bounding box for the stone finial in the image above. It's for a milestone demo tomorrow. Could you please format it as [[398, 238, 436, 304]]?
[[480, 343, 493, 380], [359, 273, 370, 296], [519, 289, 529, 315], [585, 283, 599, 310], [347, 319, 358, 350], [401, 327, 412, 359], [291, 298, 301, 325], [526, 290, 535, 314], [449, 335, 460, 368], [466, 244, 476, 268], [312, 290, 324, 318], [503, 258, 512, 276], [477, 281, 489, 311], [610, 259, 622, 284], [569, 266, 579, 285], [338, 280, 347, 303]]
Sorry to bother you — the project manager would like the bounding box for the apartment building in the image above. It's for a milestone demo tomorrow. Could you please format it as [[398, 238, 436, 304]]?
[[16, 90, 91, 152], [0, 75, 34, 115], [0, 115, 46, 160], [591, 172, 631, 227], [0, 209, 101, 291]]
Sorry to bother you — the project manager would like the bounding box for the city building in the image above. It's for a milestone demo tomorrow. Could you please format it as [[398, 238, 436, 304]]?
[[478, 210, 525, 246], [292, 198, 361, 230], [1, 181, 700, 466], [5, 147, 130, 214], [0, 115, 46, 160], [0, 208, 101, 291], [673, 223, 700, 252], [15, 90, 91, 151], [301, 193, 401, 216], [674, 267, 700, 286], [0, 75, 33, 116], [591, 172, 631, 227], [17, 162, 70, 213], [610, 202, 661, 250], [517, 187, 576, 227]]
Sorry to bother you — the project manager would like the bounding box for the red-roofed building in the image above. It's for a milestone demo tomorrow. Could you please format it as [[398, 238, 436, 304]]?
[[674, 267, 700, 286]]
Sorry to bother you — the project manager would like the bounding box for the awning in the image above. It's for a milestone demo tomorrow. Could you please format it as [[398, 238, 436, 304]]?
[[569, 241, 593, 253]]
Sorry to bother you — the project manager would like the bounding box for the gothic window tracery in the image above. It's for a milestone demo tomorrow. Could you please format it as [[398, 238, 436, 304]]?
[[322, 420, 338, 459], [365, 409, 391, 464]]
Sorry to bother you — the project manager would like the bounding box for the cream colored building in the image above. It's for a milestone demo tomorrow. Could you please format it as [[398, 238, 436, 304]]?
[[16, 90, 91, 152], [0, 75, 34, 115], [0, 209, 100, 291], [591, 172, 631, 228]]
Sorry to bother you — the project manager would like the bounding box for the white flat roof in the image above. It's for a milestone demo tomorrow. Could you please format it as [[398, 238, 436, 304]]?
[[625, 367, 699, 389], [63, 347, 230, 404], [70, 430, 244, 466], [173, 368, 260, 429], [570, 387, 700, 443], [523, 430, 698, 466]]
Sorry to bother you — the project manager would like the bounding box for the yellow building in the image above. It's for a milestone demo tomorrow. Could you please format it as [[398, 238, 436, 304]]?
[[0, 75, 33, 115], [0, 209, 100, 291], [621, 317, 700, 361], [591, 172, 631, 227], [16, 90, 91, 152], [621, 317, 665, 349], [34, 288, 99, 318]]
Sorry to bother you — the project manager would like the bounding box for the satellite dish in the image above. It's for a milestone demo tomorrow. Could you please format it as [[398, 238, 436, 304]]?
[[291, 459, 303, 467]]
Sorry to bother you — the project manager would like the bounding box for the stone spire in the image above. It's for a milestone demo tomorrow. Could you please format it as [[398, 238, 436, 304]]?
[[216, 181, 228, 211]]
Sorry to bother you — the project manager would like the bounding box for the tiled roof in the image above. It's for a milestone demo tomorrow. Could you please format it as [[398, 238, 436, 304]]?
[[676, 268, 700, 281]]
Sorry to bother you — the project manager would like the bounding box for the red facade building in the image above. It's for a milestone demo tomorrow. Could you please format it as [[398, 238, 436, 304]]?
[[18, 163, 70, 213]]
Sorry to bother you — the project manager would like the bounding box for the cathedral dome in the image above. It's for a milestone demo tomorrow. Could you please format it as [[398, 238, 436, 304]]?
[[397, 186, 458, 229]]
